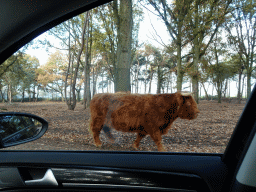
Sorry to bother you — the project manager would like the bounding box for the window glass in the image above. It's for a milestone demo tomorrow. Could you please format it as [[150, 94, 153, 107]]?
[[0, 0, 252, 153]]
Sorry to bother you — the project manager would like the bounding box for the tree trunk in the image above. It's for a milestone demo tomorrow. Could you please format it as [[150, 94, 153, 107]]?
[[157, 65, 162, 94], [144, 64, 148, 94], [33, 84, 36, 101], [223, 79, 228, 98], [0, 89, 4, 102], [170, 72, 173, 93], [64, 55, 72, 108], [237, 69, 242, 104], [70, 13, 88, 110], [76, 89, 81, 102], [108, 80, 111, 93], [65, 20, 73, 109], [217, 80, 221, 103], [192, 3, 199, 104], [148, 67, 153, 94], [114, 0, 132, 92], [201, 82, 209, 100], [247, 70, 251, 99], [85, 17, 93, 108], [241, 74, 245, 100], [85, 61, 91, 107], [166, 72, 170, 93], [176, 25, 183, 91], [8, 83, 12, 104], [36, 85, 40, 102], [22, 90, 25, 102], [192, 49, 199, 103], [136, 60, 139, 93], [92, 67, 97, 97], [83, 12, 90, 109], [93, 76, 96, 96], [1, 92, 4, 102]]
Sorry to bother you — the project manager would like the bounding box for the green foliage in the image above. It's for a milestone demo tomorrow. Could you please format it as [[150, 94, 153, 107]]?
[[0, 52, 40, 102]]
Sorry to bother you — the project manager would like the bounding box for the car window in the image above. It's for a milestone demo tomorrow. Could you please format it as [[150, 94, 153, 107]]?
[[0, 0, 252, 153]]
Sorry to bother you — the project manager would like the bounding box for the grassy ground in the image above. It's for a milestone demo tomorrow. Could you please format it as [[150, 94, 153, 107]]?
[[0, 99, 246, 153]]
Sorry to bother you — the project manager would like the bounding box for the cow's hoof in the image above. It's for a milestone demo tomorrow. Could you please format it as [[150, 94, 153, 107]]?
[[159, 148, 166, 152], [133, 144, 139, 150], [95, 143, 102, 148]]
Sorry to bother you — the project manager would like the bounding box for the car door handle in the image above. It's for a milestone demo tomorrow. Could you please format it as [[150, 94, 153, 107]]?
[[25, 169, 58, 186]]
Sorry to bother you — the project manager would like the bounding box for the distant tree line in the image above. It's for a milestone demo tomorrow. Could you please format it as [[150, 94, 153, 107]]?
[[0, 0, 255, 109]]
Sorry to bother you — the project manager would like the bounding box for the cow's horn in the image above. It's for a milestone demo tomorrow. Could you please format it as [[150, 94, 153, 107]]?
[[180, 91, 192, 96]]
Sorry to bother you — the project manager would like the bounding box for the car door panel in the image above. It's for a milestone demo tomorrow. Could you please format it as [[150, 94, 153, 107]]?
[[0, 152, 227, 192]]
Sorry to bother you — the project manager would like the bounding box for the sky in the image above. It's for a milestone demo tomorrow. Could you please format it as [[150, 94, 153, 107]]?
[[26, 33, 58, 66]]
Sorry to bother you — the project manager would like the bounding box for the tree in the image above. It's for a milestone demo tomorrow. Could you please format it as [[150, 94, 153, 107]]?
[[113, 0, 133, 92], [204, 34, 237, 103], [147, 0, 193, 91], [229, 54, 245, 103], [90, 1, 142, 94], [0, 53, 39, 103], [147, 0, 232, 103], [226, 0, 256, 98], [92, 4, 118, 88], [184, 0, 232, 103], [37, 51, 66, 101], [20, 55, 40, 102], [42, 11, 90, 109], [143, 44, 158, 93], [83, 11, 91, 109], [131, 49, 146, 93]]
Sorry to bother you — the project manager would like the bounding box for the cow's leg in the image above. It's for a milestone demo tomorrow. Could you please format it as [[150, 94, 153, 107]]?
[[90, 117, 104, 147], [92, 129, 102, 147], [149, 131, 166, 152], [133, 132, 146, 150]]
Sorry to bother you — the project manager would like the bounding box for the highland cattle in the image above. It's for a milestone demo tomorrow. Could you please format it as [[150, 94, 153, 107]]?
[[90, 91, 199, 151]]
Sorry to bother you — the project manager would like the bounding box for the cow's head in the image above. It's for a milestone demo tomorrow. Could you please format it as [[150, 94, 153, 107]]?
[[177, 92, 200, 120]]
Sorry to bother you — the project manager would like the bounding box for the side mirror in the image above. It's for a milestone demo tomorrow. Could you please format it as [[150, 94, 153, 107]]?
[[0, 112, 48, 148]]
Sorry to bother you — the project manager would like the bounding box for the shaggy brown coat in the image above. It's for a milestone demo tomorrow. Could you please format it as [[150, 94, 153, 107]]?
[[89, 92, 199, 151]]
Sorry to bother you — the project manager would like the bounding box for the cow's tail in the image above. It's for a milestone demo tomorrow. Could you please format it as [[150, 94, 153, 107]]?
[[102, 125, 115, 143]]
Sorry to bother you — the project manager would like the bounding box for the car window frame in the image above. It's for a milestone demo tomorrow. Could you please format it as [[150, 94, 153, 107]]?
[[0, 1, 256, 191]]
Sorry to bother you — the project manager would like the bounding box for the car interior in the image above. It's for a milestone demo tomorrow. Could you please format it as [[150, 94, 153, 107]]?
[[0, 0, 256, 192]]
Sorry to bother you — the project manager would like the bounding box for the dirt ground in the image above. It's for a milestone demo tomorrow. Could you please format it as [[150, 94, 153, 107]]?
[[0, 99, 246, 153]]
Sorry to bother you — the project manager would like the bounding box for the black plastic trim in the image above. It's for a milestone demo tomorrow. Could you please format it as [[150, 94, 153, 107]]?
[[0, 0, 112, 65], [62, 183, 197, 192], [0, 151, 227, 192], [231, 179, 256, 192], [0, 167, 25, 189], [223, 84, 256, 163], [222, 83, 256, 191], [51, 167, 205, 191]]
